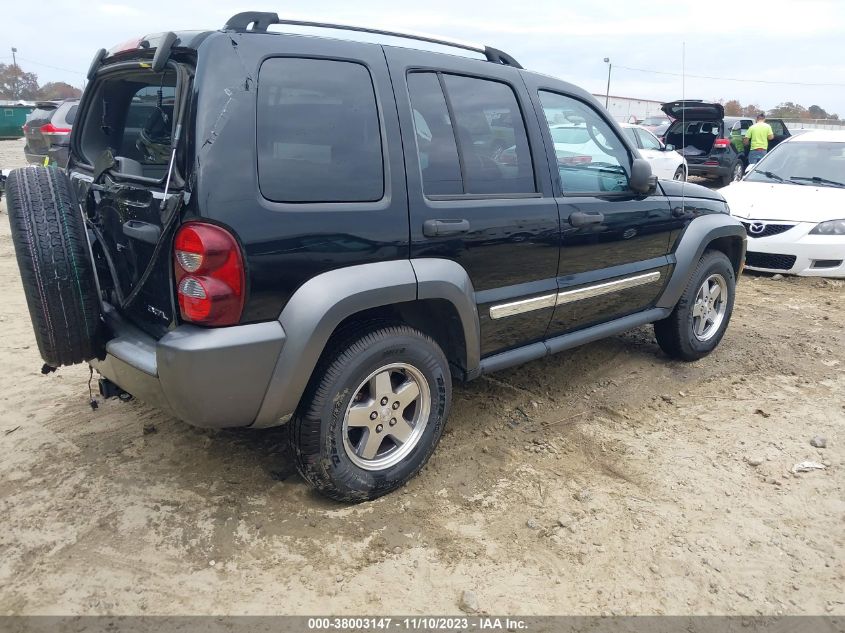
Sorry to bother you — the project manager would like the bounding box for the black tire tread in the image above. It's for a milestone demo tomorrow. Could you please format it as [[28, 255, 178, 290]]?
[[654, 250, 735, 361], [290, 324, 449, 502], [6, 166, 100, 367]]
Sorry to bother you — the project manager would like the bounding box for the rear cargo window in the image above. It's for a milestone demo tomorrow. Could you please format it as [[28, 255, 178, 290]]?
[[78, 70, 177, 178], [257, 58, 384, 203]]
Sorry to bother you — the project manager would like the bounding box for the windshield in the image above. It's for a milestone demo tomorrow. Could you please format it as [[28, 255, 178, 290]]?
[[642, 116, 669, 126], [746, 141, 845, 188]]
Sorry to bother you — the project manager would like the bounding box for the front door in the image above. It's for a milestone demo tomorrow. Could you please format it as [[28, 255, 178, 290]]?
[[385, 49, 560, 357], [524, 84, 675, 335]]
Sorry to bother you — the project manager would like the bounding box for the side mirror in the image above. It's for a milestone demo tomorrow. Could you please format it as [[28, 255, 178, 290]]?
[[630, 158, 656, 194], [663, 144, 675, 152]]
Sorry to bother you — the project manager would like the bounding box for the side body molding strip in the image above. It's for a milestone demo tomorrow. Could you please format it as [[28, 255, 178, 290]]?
[[489, 271, 662, 320]]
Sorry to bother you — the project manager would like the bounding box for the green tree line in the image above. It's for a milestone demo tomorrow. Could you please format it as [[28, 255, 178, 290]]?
[[0, 63, 82, 101], [722, 98, 839, 120]]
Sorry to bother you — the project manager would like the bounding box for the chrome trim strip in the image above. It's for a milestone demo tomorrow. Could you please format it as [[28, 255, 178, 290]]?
[[489, 293, 557, 320], [556, 271, 662, 305], [489, 271, 662, 319]]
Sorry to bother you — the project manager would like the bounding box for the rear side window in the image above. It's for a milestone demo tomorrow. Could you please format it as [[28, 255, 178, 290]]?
[[442, 74, 535, 195], [407, 73, 463, 195], [257, 58, 384, 203], [407, 72, 535, 196]]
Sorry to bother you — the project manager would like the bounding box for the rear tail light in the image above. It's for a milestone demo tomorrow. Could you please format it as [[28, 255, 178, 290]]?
[[173, 222, 245, 326], [40, 123, 71, 134], [713, 138, 731, 149]]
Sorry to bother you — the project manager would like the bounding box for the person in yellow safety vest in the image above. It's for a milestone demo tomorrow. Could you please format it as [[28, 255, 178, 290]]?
[[743, 113, 774, 165]]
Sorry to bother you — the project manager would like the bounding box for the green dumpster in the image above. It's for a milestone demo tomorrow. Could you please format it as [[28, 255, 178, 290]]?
[[0, 105, 34, 139]]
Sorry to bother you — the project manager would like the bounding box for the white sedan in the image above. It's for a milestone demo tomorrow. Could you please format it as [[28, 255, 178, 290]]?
[[620, 123, 687, 181], [720, 130, 845, 278]]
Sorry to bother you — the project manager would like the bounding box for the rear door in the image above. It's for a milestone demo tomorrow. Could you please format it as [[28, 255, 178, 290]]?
[[526, 81, 674, 335], [385, 47, 559, 357], [69, 63, 188, 336], [767, 119, 790, 148]]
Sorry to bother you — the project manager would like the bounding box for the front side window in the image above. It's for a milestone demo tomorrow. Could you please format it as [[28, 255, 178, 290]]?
[[636, 128, 662, 150], [257, 58, 384, 203], [539, 91, 630, 194], [407, 72, 536, 196]]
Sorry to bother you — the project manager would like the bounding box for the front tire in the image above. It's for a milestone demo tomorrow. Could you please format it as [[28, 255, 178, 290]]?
[[673, 166, 686, 181], [290, 325, 452, 502], [654, 250, 736, 361]]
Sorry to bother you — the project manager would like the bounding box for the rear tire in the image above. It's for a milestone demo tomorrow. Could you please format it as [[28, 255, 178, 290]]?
[[654, 250, 736, 361], [291, 325, 452, 502], [721, 160, 744, 186], [673, 166, 686, 181], [6, 166, 101, 367]]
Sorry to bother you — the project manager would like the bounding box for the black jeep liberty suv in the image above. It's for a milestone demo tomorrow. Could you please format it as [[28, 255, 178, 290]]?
[[5, 12, 746, 501]]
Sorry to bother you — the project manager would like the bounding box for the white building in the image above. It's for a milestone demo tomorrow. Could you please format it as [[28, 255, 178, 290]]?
[[591, 94, 666, 123]]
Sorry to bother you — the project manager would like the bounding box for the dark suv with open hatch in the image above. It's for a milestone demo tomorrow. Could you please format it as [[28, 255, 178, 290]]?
[[5, 12, 746, 501]]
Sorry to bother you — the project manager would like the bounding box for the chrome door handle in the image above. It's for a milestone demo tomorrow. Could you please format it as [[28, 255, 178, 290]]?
[[569, 211, 604, 227], [423, 219, 470, 237]]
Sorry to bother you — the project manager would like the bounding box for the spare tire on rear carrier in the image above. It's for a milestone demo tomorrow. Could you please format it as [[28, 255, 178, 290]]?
[[6, 165, 102, 368]]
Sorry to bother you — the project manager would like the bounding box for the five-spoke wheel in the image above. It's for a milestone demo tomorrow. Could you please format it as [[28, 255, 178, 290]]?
[[343, 364, 431, 470]]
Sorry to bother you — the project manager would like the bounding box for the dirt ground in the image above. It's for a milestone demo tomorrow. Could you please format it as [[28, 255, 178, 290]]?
[[0, 137, 843, 616]]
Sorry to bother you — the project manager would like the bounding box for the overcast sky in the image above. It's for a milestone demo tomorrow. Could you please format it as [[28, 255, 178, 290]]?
[[3, 0, 845, 114]]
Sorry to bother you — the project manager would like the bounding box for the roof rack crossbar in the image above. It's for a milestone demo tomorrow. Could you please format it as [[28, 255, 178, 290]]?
[[223, 11, 523, 69]]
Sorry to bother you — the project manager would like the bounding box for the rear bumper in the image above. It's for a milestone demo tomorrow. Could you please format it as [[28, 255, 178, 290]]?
[[91, 305, 286, 428], [688, 163, 729, 180]]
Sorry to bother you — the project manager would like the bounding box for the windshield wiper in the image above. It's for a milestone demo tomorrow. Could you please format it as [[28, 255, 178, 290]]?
[[756, 170, 786, 183], [790, 176, 845, 188]]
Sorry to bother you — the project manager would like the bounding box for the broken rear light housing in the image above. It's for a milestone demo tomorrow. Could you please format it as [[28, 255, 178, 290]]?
[[173, 222, 245, 326]]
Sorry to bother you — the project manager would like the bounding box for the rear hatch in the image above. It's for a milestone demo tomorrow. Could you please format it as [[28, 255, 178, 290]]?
[[661, 100, 725, 121], [69, 55, 192, 337], [23, 103, 59, 157], [661, 100, 727, 166]]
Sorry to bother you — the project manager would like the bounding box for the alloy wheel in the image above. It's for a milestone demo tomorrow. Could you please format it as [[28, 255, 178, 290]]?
[[342, 363, 431, 471], [691, 273, 728, 341]]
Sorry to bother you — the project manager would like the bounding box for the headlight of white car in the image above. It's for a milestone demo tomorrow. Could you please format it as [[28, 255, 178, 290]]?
[[809, 219, 845, 235]]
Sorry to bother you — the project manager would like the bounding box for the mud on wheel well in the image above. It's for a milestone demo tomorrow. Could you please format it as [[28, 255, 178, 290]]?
[[706, 236, 744, 275], [325, 299, 469, 380]]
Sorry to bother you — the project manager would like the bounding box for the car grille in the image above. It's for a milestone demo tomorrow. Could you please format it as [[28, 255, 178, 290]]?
[[745, 252, 797, 270], [740, 222, 794, 238]]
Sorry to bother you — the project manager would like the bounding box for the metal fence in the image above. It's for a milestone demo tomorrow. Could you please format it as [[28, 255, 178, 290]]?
[[781, 118, 845, 131]]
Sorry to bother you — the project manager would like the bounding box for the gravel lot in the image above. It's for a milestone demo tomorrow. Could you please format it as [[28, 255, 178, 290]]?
[[1, 138, 843, 615]]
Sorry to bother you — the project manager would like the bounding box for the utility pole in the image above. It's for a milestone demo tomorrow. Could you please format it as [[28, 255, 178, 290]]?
[[603, 57, 612, 109], [11, 47, 19, 99]]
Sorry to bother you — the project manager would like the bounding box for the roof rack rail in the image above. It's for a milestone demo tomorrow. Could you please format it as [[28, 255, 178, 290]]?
[[222, 11, 523, 69]]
